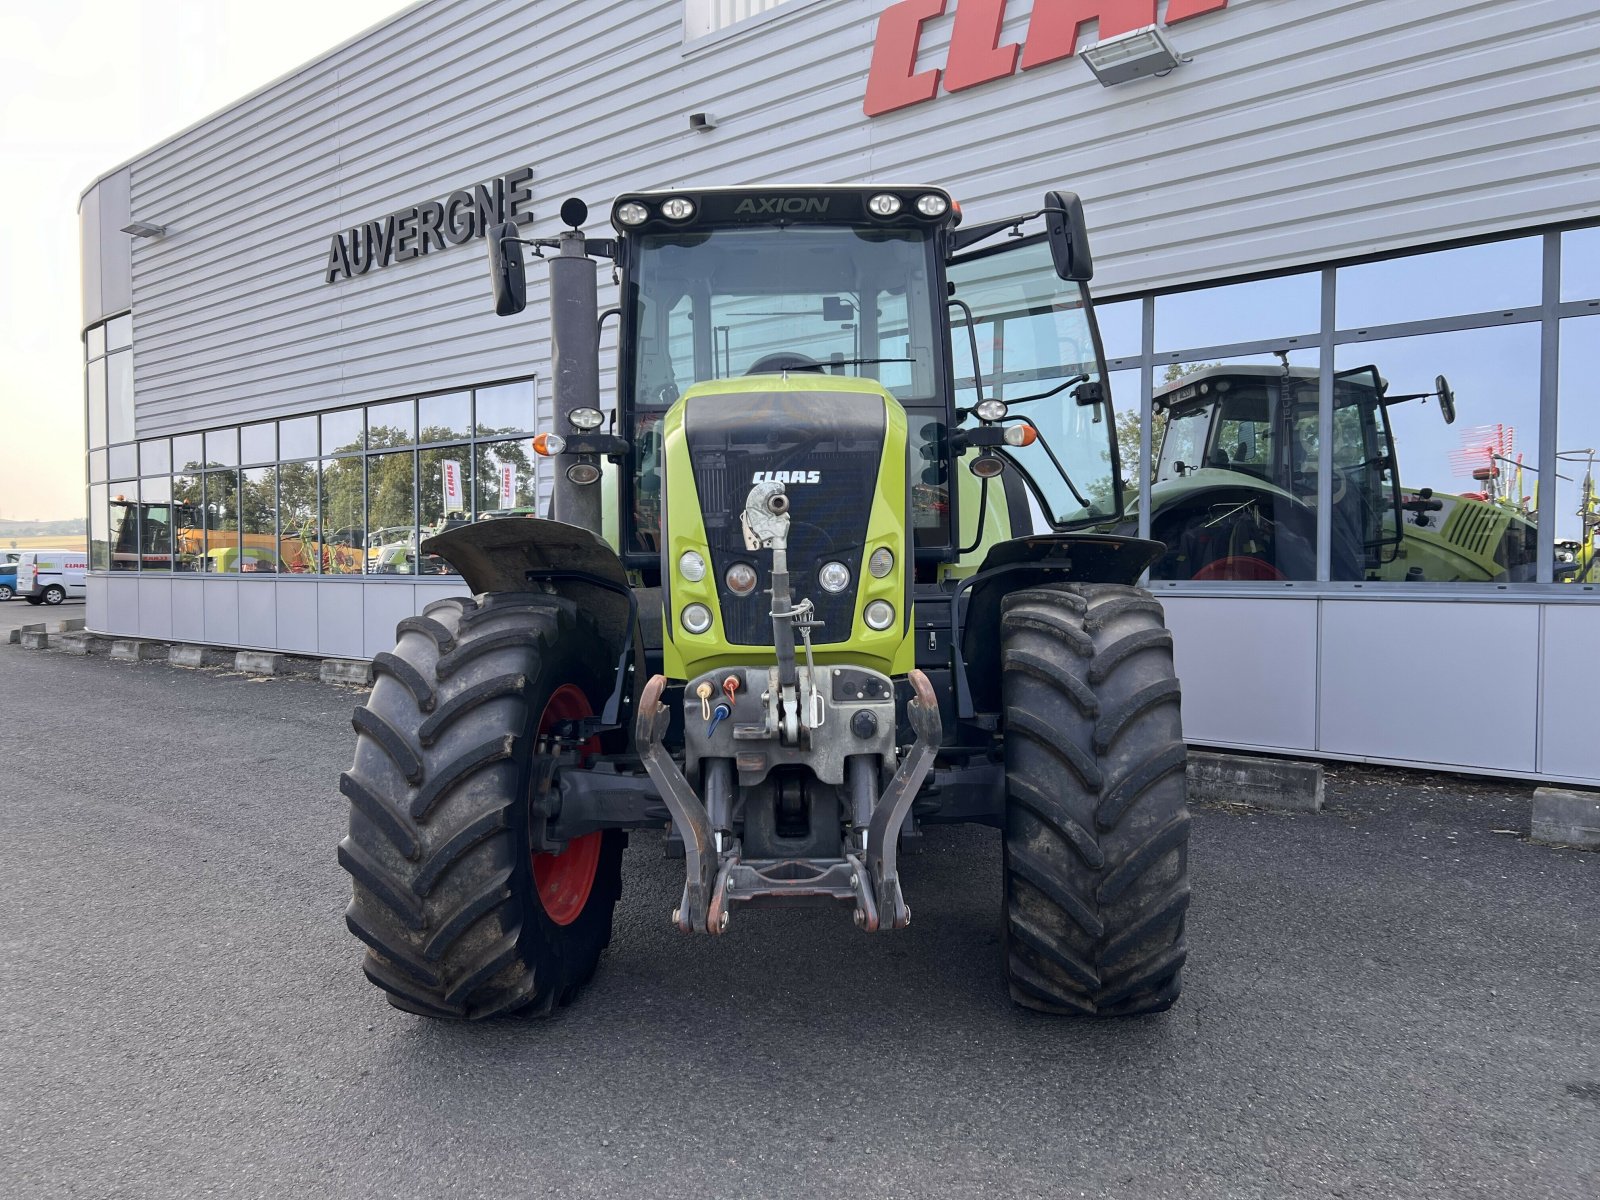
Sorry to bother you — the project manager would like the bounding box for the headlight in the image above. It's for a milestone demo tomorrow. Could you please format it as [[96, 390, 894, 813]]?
[[568, 407, 604, 431], [818, 561, 851, 594], [868, 193, 902, 217], [864, 600, 896, 631], [661, 197, 695, 220], [725, 562, 758, 596], [616, 202, 649, 226], [975, 398, 1008, 422], [681, 603, 713, 634], [678, 550, 707, 582], [916, 193, 949, 217], [566, 461, 601, 484], [868, 547, 894, 578]]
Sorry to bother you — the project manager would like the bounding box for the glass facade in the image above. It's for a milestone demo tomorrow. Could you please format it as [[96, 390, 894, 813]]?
[[1102, 225, 1600, 588], [82, 224, 1598, 593], [84, 368, 540, 577]]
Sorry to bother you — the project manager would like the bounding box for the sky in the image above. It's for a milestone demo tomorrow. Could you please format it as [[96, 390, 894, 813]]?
[[0, 0, 410, 523]]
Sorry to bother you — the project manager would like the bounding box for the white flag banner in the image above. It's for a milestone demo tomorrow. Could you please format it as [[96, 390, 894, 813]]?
[[499, 463, 516, 508], [442, 459, 464, 512]]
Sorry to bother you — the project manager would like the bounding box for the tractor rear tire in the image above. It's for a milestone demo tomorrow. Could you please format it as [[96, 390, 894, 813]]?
[[1000, 583, 1190, 1017], [339, 592, 625, 1020]]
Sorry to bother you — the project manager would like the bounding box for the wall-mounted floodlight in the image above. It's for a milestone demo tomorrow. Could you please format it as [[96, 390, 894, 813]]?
[[1080, 24, 1185, 86], [120, 220, 169, 238]]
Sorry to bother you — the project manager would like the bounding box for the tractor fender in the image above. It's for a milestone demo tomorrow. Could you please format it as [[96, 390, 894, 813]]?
[[953, 533, 1165, 718], [422, 518, 643, 734]]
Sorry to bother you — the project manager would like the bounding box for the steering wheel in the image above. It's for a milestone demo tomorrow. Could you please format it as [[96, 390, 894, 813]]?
[[746, 352, 824, 375]]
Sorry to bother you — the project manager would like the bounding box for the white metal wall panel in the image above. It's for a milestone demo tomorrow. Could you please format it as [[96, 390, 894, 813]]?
[[203, 579, 242, 646], [277, 582, 321, 655], [1539, 605, 1600, 781], [238, 581, 278, 650], [123, 0, 1600, 436], [363, 584, 422, 660], [1163, 595, 1318, 751], [1319, 600, 1540, 774], [317, 583, 366, 659], [138, 577, 173, 642], [171, 579, 205, 646], [104, 576, 140, 638]]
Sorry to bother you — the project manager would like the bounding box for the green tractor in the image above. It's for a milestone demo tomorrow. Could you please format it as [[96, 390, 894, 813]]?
[[339, 185, 1189, 1020], [1142, 362, 1537, 583]]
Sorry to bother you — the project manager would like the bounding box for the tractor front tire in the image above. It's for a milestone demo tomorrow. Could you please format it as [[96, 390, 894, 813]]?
[[340, 592, 624, 1019], [1000, 583, 1190, 1017]]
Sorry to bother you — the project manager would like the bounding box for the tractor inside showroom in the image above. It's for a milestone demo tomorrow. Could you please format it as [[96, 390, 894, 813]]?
[[1142, 361, 1536, 583], [339, 185, 1189, 1021]]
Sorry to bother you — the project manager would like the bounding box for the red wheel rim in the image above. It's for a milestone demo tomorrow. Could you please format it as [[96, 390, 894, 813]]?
[[530, 684, 603, 926], [1192, 555, 1286, 582]]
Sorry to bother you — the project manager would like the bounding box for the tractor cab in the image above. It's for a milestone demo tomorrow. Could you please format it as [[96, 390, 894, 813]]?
[[609, 186, 1124, 579], [1146, 363, 1451, 580], [1145, 360, 1535, 583]]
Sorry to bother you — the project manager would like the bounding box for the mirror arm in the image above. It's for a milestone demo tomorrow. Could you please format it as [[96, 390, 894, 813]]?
[[1014, 416, 1094, 511], [947, 205, 1076, 256], [1003, 373, 1093, 409]]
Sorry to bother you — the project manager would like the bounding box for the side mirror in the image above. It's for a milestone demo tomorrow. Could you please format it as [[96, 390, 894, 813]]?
[[1043, 190, 1094, 282], [486, 220, 527, 317], [1435, 374, 1456, 425]]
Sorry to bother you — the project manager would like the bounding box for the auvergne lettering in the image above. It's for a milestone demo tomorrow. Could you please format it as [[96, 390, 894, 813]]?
[[323, 167, 534, 283]]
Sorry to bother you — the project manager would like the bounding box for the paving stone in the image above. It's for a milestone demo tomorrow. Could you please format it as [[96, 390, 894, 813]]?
[[168, 644, 206, 668], [1531, 787, 1600, 849], [235, 650, 284, 676], [111, 639, 162, 662], [53, 631, 91, 655], [320, 658, 372, 686], [1187, 750, 1324, 813]]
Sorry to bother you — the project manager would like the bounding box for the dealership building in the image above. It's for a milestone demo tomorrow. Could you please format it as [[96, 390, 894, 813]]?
[[79, 0, 1598, 785]]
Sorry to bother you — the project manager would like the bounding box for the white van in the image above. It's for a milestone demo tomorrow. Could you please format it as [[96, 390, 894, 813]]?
[[15, 549, 88, 606]]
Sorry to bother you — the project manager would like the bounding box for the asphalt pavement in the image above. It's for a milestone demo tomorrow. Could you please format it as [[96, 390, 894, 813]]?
[[0, 596, 82, 637], [0, 642, 1595, 1199]]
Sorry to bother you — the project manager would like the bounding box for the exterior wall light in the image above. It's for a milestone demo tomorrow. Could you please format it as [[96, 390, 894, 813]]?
[[1080, 24, 1186, 87], [120, 220, 169, 238]]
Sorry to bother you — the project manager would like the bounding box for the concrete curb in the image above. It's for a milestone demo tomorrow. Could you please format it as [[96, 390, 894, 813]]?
[[111, 639, 161, 663], [169, 644, 206, 668], [1187, 751, 1324, 813], [53, 618, 86, 633], [53, 631, 91, 655], [20, 630, 49, 650], [320, 658, 372, 686], [235, 650, 284, 676], [1531, 787, 1600, 849]]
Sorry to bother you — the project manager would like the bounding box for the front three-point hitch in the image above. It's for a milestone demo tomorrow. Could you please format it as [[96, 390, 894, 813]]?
[[634, 668, 941, 934]]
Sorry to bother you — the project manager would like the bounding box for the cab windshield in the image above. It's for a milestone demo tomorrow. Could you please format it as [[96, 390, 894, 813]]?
[[629, 225, 940, 406]]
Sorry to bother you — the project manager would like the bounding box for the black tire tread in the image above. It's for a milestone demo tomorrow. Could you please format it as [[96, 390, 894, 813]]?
[[339, 591, 623, 1020], [1002, 582, 1190, 1018]]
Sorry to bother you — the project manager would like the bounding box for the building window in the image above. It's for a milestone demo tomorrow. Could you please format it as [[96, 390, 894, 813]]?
[[1097, 223, 1599, 589], [84, 313, 135, 568], [685, 0, 800, 40], [88, 377, 543, 578]]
